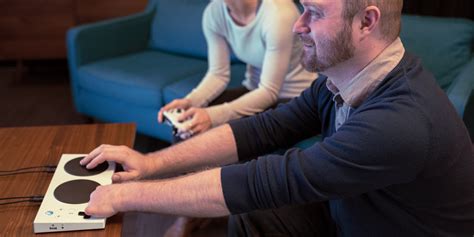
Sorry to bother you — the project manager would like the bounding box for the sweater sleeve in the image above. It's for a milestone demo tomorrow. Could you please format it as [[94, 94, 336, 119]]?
[[228, 78, 324, 160], [185, 3, 231, 107], [223, 91, 430, 214], [205, 7, 301, 127]]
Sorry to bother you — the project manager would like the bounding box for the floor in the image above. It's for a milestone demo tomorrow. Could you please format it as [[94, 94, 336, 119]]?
[[0, 60, 226, 236], [0, 60, 88, 127]]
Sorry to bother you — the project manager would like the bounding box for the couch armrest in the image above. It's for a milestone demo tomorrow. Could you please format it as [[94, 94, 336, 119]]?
[[67, 9, 155, 67], [447, 57, 474, 117]]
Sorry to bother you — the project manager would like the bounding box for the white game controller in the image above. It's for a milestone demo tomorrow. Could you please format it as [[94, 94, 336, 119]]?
[[163, 109, 193, 139]]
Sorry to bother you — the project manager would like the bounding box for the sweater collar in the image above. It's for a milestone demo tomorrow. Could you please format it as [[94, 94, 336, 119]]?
[[326, 37, 405, 107]]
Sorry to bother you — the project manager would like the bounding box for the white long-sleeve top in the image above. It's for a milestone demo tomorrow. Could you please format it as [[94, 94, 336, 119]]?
[[185, 0, 317, 127]]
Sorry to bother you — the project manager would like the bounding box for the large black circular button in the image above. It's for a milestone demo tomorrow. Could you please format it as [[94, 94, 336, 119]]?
[[64, 157, 109, 176], [54, 180, 100, 204]]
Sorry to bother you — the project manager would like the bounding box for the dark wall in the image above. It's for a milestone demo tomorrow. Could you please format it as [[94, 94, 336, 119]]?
[[294, 0, 474, 20], [403, 0, 473, 20]]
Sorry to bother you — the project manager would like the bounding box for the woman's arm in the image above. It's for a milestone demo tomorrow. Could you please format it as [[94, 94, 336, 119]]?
[[205, 8, 301, 126], [185, 4, 232, 107]]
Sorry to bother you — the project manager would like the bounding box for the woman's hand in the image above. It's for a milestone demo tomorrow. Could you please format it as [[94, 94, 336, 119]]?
[[179, 108, 213, 135], [158, 98, 192, 123]]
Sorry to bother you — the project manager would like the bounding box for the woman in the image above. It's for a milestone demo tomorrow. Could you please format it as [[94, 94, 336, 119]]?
[[158, 0, 316, 140]]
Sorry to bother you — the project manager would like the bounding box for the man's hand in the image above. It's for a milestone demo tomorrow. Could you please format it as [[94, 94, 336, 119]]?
[[86, 169, 230, 218], [85, 184, 124, 218], [80, 145, 155, 183], [178, 108, 213, 135], [158, 98, 192, 123]]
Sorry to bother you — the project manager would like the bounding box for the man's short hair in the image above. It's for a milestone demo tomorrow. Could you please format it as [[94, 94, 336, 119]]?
[[343, 0, 403, 41]]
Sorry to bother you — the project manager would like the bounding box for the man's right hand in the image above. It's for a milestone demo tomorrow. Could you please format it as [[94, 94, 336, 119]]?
[[80, 145, 156, 183], [158, 98, 192, 123]]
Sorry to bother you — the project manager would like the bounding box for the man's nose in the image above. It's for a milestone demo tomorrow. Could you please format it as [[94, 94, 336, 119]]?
[[293, 16, 310, 34]]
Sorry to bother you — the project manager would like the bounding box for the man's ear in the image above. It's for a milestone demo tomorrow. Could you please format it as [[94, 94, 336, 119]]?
[[357, 6, 381, 37]]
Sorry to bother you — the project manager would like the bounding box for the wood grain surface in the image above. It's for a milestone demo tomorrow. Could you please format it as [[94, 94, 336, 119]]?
[[0, 123, 135, 236]]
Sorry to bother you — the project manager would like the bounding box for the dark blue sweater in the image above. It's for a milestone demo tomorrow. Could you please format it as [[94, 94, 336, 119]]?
[[222, 53, 474, 236]]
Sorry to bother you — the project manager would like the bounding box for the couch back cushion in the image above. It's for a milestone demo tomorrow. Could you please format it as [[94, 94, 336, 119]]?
[[401, 15, 474, 90], [149, 0, 209, 59]]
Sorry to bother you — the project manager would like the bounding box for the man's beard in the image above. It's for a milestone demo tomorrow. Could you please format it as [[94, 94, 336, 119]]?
[[300, 21, 355, 72]]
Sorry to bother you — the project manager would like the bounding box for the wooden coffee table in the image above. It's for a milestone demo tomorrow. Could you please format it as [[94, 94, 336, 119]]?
[[0, 123, 136, 236]]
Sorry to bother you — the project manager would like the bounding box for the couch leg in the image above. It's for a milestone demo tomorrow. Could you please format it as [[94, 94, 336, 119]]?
[[82, 115, 98, 124], [15, 59, 26, 82]]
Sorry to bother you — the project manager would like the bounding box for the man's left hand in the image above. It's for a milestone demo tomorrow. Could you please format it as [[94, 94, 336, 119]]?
[[85, 184, 125, 218]]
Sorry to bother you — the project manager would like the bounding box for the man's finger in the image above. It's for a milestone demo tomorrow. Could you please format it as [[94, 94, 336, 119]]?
[[80, 144, 107, 166], [85, 189, 98, 215], [84, 206, 108, 218], [84, 206, 93, 216], [112, 171, 136, 183], [112, 173, 122, 183], [85, 153, 107, 169], [86, 149, 126, 169]]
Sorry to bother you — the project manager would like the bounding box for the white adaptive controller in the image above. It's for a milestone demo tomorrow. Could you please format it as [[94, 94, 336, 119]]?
[[163, 109, 193, 139]]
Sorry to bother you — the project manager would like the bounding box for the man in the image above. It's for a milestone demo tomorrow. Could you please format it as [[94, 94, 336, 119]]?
[[81, 0, 474, 236]]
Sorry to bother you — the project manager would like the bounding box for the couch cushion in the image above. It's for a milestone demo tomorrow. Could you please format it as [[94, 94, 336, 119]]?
[[77, 89, 174, 141], [401, 15, 474, 90], [77, 50, 207, 108], [163, 64, 247, 104], [149, 0, 209, 59]]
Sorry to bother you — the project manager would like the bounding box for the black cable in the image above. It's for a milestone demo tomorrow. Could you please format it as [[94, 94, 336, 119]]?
[[0, 201, 34, 206], [0, 170, 56, 177], [0, 196, 35, 201], [0, 195, 44, 206], [0, 165, 56, 173], [0, 195, 44, 201], [0, 165, 56, 176], [0, 167, 53, 206]]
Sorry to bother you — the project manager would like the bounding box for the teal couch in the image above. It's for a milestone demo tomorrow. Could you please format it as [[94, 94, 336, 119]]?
[[67, 0, 474, 143], [67, 0, 244, 142], [401, 15, 474, 140]]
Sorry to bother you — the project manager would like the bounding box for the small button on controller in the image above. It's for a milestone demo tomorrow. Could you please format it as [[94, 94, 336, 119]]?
[[78, 211, 91, 219]]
